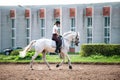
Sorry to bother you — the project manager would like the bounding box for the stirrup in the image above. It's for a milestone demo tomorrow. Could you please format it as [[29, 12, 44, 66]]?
[[55, 49, 59, 53]]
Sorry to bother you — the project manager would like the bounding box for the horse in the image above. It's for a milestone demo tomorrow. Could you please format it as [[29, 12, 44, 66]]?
[[19, 31, 80, 70]]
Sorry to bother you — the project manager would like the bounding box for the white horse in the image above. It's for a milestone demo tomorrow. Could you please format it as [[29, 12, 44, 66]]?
[[19, 31, 79, 70]]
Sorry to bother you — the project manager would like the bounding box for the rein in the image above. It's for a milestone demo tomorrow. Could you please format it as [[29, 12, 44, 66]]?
[[63, 38, 70, 42]]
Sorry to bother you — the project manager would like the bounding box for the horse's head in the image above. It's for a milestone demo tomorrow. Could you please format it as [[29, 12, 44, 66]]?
[[63, 31, 80, 46], [73, 32, 80, 46]]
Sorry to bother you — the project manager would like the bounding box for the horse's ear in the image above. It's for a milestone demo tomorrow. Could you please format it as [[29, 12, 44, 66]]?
[[75, 32, 78, 38], [77, 32, 79, 36]]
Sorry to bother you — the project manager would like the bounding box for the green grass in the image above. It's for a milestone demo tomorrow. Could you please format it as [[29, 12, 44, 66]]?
[[0, 54, 120, 64], [70, 55, 120, 63]]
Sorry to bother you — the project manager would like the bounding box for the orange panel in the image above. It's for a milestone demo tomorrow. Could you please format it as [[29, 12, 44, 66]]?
[[69, 48, 75, 52], [10, 9, 15, 18], [39, 9, 45, 18], [86, 7, 92, 16], [103, 7, 110, 16], [70, 8, 75, 17], [54, 8, 60, 18], [25, 9, 30, 18]]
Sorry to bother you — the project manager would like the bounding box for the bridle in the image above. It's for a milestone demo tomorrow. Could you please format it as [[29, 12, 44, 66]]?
[[73, 32, 79, 46], [63, 31, 80, 46]]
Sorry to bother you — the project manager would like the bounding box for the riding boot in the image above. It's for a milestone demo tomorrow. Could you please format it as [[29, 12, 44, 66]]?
[[55, 43, 59, 53], [58, 48, 61, 53], [58, 43, 61, 53]]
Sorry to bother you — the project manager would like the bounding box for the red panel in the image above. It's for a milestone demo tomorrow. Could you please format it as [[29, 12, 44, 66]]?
[[25, 9, 30, 18], [39, 9, 45, 18], [10, 9, 15, 18], [70, 8, 75, 17], [54, 8, 60, 18], [103, 7, 110, 16], [86, 7, 92, 16], [69, 48, 75, 52]]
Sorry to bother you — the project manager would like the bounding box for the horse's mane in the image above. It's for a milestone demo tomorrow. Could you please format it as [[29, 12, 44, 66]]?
[[63, 31, 74, 37]]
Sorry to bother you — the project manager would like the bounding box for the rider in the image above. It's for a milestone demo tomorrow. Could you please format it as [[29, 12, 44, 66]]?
[[52, 21, 61, 53]]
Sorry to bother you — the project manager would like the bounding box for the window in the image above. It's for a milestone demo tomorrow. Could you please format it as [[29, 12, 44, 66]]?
[[70, 18, 75, 47], [87, 28, 92, 37], [12, 29, 15, 37], [26, 29, 30, 37], [26, 19, 30, 28], [71, 18, 75, 31], [104, 16, 110, 44], [26, 38, 30, 45], [12, 19, 15, 28], [55, 18, 60, 22], [26, 19, 30, 45], [87, 17, 92, 27], [12, 39, 15, 47], [40, 19, 45, 37], [104, 17, 110, 27], [87, 17, 92, 43], [11, 19, 16, 47]]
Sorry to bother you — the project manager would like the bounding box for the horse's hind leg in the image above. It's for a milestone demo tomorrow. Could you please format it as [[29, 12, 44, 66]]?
[[30, 52, 39, 70], [66, 54, 72, 69], [56, 52, 65, 68], [42, 52, 51, 70]]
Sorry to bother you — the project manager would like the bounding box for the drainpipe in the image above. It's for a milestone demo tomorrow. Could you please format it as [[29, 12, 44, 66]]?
[[0, 8, 2, 52]]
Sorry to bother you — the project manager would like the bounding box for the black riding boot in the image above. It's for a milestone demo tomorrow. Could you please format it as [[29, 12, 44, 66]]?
[[55, 42, 60, 53]]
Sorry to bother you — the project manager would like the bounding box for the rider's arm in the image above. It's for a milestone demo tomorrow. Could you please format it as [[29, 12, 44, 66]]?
[[54, 27, 59, 35]]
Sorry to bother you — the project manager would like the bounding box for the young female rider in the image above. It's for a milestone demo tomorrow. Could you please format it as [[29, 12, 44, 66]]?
[[52, 21, 61, 53]]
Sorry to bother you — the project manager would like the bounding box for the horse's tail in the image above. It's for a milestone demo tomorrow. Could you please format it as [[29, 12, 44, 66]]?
[[19, 40, 36, 58]]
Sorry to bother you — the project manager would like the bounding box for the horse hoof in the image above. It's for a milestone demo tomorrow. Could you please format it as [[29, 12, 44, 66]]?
[[59, 69, 62, 70], [30, 68, 34, 70], [69, 66, 72, 69], [56, 64, 59, 67]]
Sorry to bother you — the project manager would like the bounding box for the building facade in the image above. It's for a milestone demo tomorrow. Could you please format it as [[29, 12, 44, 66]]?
[[0, 2, 120, 52]]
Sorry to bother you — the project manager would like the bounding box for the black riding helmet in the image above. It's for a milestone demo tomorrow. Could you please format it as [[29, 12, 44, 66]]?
[[55, 21, 60, 24]]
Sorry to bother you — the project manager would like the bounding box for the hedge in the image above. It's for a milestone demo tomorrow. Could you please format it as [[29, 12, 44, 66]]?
[[80, 44, 120, 56], [17, 51, 42, 60], [10, 49, 42, 60], [10, 49, 21, 55]]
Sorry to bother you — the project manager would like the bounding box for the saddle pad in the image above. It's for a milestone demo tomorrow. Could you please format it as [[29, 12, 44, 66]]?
[[51, 41, 56, 48], [51, 40, 64, 48]]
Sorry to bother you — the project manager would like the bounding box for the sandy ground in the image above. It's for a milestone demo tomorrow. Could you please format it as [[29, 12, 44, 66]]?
[[0, 63, 120, 80]]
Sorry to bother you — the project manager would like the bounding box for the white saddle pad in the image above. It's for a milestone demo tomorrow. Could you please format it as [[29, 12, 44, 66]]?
[[51, 41, 56, 48], [51, 40, 64, 48]]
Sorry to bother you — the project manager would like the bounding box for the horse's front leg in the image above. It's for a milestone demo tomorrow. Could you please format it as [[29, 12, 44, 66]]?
[[30, 52, 38, 70], [66, 54, 72, 69], [56, 52, 65, 68], [30, 60, 33, 70], [42, 53, 51, 70]]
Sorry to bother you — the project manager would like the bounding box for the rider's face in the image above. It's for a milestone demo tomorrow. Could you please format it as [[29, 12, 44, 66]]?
[[56, 24, 60, 27]]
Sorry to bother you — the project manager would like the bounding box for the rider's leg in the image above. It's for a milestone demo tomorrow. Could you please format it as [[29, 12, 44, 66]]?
[[52, 34, 60, 53], [55, 41, 59, 53], [56, 38, 62, 53], [58, 38, 62, 53]]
